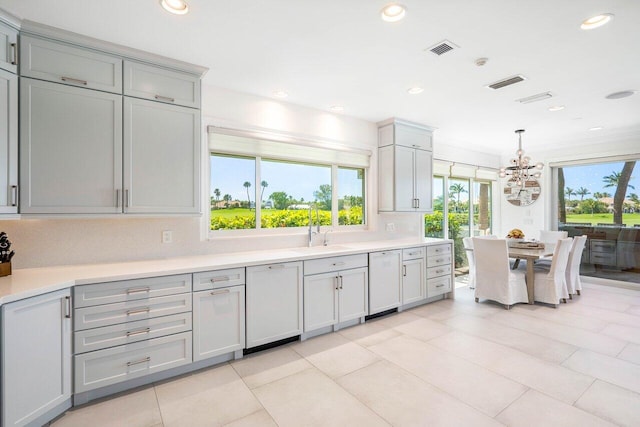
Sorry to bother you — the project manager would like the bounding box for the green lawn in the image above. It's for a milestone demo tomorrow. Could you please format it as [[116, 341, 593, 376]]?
[[565, 213, 640, 226], [210, 208, 330, 218]]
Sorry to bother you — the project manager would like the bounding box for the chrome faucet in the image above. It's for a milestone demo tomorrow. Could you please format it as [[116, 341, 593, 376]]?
[[308, 205, 320, 247], [323, 229, 332, 246]]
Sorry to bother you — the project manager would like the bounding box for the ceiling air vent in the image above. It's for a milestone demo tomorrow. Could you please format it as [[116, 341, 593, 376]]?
[[486, 75, 526, 90], [426, 40, 459, 56], [516, 92, 553, 104]]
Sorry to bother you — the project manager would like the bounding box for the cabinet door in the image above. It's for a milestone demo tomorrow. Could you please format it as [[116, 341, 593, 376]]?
[[303, 272, 338, 332], [414, 148, 433, 212], [0, 69, 17, 213], [394, 145, 415, 211], [378, 145, 394, 211], [0, 21, 18, 74], [403, 257, 425, 305], [124, 61, 200, 108], [368, 250, 402, 314], [338, 267, 368, 322], [193, 285, 245, 361], [20, 78, 123, 213], [123, 97, 200, 214], [394, 123, 433, 150], [246, 262, 303, 348], [1, 289, 72, 427]]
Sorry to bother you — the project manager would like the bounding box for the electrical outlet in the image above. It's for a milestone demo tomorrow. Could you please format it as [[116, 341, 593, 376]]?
[[523, 218, 533, 225], [386, 223, 395, 232], [162, 230, 173, 243]]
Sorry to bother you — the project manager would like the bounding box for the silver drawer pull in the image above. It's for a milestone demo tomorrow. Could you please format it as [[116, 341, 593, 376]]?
[[126, 356, 151, 367], [408, 251, 419, 256], [61, 76, 88, 85], [210, 289, 230, 295], [435, 259, 445, 263], [126, 287, 151, 295], [332, 262, 346, 266], [436, 269, 444, 274], [10, 185, 18, 207], [126, 307, 151, 316], [436, 284, 445, 288], [126, 328, 151, 337], [154, 94, 176, 103], [210, 276, 230, 283], [268, 264, 286, 269], [10, 43, 17, 65]]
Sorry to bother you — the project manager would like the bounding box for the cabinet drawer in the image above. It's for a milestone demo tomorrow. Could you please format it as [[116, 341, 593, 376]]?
[[74, 312, 192, 354], [403, 246, 426, 261], [427, 276, 452, 297], [426, 264, 451, 279], [591, 239, 616, 252], [304, 253, 368, 275], [590, 252, 616, 265], [74, 331, 192, 393], [427, 244, 451, 257], [193, 268, 245, 291], [20, 35, 122, 93], [74, 274, 192, 308], [74, 293, 192, 331], [427, 254, 452, 267], [124, 60, 200, 108]]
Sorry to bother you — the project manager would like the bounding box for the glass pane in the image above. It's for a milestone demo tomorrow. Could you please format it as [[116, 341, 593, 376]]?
[[473, 181, 492, 236], [210, 154, 256, 230], [261, 159, 332, 228], [449, 178, 470, 269], [556, 160, 640, 284], [338, 167, 365, 225], [425, 176, 445, 238]]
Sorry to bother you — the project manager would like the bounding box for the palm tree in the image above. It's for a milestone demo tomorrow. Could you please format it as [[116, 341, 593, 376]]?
[[604, 162, 636, 224], [576, 187, 591, 201], [564, 187, 576, 202], [260, 180, 268, 206], [223, 194, 232, 208], [592, 192, 611, 200], [213, 188, 221, 209], [449, 183, 467, 212], [629, 193, 640, 210], [558, 168, 566, 223], [243, 181, 252, 209]]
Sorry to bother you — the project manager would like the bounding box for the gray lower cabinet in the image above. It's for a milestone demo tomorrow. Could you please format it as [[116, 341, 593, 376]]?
[[1, 289, 72, 427], [426, 243, 453, 297], [368, 250, 402, 314], [0, 68, 17, 214], [20, 77, 123, 214], [192, 267, 246, 361], [402, 247, 426, 304], [246, 262, 303, 348]]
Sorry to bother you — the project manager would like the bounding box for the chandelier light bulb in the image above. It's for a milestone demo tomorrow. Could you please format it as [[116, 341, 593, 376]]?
[[533, 172, 541, 178], [535, 162, 544, 169]]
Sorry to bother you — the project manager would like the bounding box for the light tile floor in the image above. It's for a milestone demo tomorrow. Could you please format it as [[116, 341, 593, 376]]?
[[51, 281, 640, 427]]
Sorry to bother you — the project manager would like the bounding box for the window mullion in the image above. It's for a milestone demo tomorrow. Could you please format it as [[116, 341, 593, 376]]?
[[255, 156, 261, 229], [331, 165, 338, 228]]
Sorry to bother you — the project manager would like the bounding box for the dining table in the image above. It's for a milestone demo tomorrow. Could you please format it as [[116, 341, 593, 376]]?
[[508, 244, 555, 304]]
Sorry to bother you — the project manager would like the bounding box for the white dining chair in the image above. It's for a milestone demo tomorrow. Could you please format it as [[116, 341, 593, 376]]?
[[536, 230, 569, 267], [473, 238, 528, 309], [565, 235, 587, 297], [463, 235, 497, 289], [533, 237, 572, 308]]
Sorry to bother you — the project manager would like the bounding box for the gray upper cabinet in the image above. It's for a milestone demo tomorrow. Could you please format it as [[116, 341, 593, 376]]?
[[0, 21, 18, 73], [124, 60, 200, 108], [20, 78, 123, 214], [20, 35, 122, 93], [0, 68, 18, 214], [123, 97, 200, 214]]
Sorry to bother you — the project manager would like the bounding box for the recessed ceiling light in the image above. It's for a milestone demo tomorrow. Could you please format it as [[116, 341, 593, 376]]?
[[548, 105, 565, 112], [589, 126, 604, 131], [329, 105, 344, 112], [272, 90, 289, 99], [581, 13, 613, 30], [407, 87, 424, 95], [381, 3, 406, 22], [606, 90, 636, 99], [160, 0, 189, 15]]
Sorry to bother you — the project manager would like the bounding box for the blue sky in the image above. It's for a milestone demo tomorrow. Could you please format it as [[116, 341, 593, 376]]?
[[210, 156, 364, 202], [562, 161, 639, 198]]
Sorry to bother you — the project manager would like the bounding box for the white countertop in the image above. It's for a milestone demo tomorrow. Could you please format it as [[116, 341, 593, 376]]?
[[0, 238, 450, 304]]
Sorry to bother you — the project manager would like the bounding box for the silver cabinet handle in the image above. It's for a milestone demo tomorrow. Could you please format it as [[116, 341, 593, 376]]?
[[403, 265, 407, 276], [436, 269, 444, 274], [435, 259, 444, 263], [268, 264, 286, 269], [210, 276, 230, 283], [332, 262, 346, 267], [10, 43, 17, 65], [339, 275, 343, 289], [154, 95, 175, 103], [126, 287, 150, 295], [116, 189, 120, 208], [64, 296, 72, 319], [127, 356, 151, 367], [210, 289, 230, 295], [10, 185, 17, 207], [126, 328, 151, 337], [436, 284, 445, 288], [335, 276, 339, 290], [126, 307, 151, 316], [125, 189, 130, 208], [61, 76, 88, 86], [416, 198, 420, 208]]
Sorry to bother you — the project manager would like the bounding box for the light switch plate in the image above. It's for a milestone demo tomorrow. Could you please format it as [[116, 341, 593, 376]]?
[[162, 230, 173, 243]]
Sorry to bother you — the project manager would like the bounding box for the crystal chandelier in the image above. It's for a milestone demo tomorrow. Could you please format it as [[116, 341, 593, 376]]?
[[499, 129, 543, 186]]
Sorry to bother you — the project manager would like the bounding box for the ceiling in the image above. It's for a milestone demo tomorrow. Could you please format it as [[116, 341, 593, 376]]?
[[2, 0, 639, 155]]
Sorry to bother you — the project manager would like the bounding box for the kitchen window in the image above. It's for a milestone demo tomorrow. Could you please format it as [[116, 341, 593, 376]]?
[[208, 128, 369, 232]]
